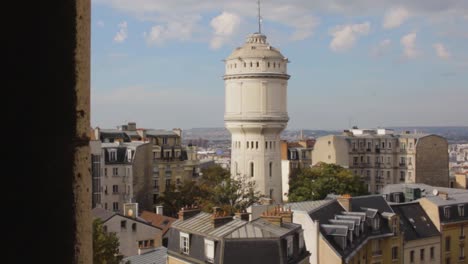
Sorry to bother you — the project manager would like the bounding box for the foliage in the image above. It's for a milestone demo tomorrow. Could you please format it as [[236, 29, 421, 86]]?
[[156, 165, 263, 216], [93, 218, 123, 264], [288, 163, 368, 202]]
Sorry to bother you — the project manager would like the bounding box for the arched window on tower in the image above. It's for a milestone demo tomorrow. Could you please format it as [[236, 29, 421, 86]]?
[[250, 162, 254, 177], [268, 62, 270, 67], [269, 162, 273, 177], [256, 62, 259, 67]]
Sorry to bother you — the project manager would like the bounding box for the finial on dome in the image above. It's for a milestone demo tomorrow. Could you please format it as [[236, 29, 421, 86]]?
[[257, 0, 262, 34]]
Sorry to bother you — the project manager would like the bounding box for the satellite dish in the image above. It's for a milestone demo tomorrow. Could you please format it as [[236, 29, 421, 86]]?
[[432, 189, 439, 196]]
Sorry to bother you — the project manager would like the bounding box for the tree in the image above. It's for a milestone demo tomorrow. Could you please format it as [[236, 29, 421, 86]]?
[[288, 163, 368, 202], [156, 165, 263, 216], [93, 218, 123, 264]]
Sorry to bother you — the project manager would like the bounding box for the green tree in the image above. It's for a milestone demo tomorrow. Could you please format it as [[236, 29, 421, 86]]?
[[288, 163, 368, 202], [157, 165, 263, 216], [93, 218, 123, 264]]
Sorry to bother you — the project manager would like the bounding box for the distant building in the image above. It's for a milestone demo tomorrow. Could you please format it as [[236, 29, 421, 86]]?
[[286, 194, 403, 264], [167, 206, 310, 264], [281, 139, 315, 201], [93, 122, 200, 212], [451, 173, 468, 189], [391, 203, 441, 264], [92, 207, 163, 257], [312, 128, 449, 193]]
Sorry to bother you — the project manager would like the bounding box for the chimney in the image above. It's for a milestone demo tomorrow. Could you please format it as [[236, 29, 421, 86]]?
[[260, 209, 283, 226], [178, 205, 201, 221], [235, 210, 250, 221], [211, 208, 233, 228], [278, 206, 293, 223], [155, 205, 164, 215], [438, 191, 449, 200], [337, 194, 352, 211]]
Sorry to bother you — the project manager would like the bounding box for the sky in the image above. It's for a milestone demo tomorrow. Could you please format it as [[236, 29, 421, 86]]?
[[91, 0, 468, 130]]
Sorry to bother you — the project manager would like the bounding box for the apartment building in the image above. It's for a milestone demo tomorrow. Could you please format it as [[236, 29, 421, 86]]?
[[419, 192, 468, 264], [391, 203, 441, 264], [287, 195, 403, 264], [167, 206, 310, 264], [145, 128, 199, 205], [281, 139, 315, 201], [312, 128, 449, 193]]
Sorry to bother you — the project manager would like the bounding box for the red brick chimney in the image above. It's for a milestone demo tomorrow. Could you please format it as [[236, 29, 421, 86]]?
[[178, 205, 201, 221], [235, 210, 250, 221], [211, 208, 233, 228], [260, 205, 293, 226]]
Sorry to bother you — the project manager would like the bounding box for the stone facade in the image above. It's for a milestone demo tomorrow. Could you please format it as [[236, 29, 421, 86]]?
[[312, 129, 449, 193]]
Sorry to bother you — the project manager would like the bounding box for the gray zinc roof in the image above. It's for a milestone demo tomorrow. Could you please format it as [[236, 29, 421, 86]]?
[[146, 130, 178, 137], [172, 212, 247, 240], [121, 246, 167, 264], [286, 199, 332, 213]]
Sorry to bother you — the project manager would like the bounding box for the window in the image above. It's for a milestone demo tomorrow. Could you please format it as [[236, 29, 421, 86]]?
[[400, 171, 405, 181], [430, 247, 435, 259], [373, 217, 380, 230], [400, 157, 406, 165], [367, 156, 371, 164], [132, 223, 136, 231], [444, 207, 451, 218], [265, 141, 268, 149], [162, 137, 168, 144], [392, 246, 398, 260], [286, 236, 293, 258], [204, 239, 214, 263], [420, 248, 425, 261], [112, 185, 118, 193], [269, 189, 273, 198], [410, 250, 414, 263], [353, 157, 358, 165], [246, 141, 249, 149], [382, 142, 385, 148], [392, 218, 398, 233], [104, 168, 107, 176], [109, 149, 117, 161], [113, 167, 118, 176], [460, 245, 465, 259], [269, 162, 272, 177], [387, 171, 391, 179], [256, 61, 259, 67], [446, 257, 451, 264], [372, 240, 381, 255], [180, 232, 190, 255], [104, 203, 108, 210], [459, 205, 465, 217], [299, 232, 305, 251], [256, 141, 258, 149], [445, 236, 451, 252], [389, 142, 392, 148], [461, 224, 465, 238], [121, 220, 126, 230], [165, 179, 171, 187], [408, 157, 412, 164], [409, 142, 413, 148], [113, 202, 119, 211]]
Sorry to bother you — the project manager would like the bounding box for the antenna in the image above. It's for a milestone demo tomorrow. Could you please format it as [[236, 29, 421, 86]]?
[[257, 0, 262, 34]]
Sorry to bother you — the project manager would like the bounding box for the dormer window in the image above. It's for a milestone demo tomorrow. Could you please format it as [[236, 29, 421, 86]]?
[[286, 236, 293, 258], [109, 149, 117, 161], [458, 205, 465, 217], [180, 232, 190, 255], [444, 207, 451, 218], [204, 239, 214, 263], [373, 217, 380, 231]]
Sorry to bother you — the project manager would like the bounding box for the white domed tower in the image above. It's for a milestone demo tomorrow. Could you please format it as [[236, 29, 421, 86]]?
[[224, 28, 290, 203]]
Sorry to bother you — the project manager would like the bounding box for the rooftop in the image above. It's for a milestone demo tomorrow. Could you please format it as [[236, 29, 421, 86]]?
[[391, 203, 440, 241], [122, 246, 167, 264]]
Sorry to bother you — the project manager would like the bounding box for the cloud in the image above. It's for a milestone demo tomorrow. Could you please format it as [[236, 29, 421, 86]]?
[[210, 12, 241, 49], [383, 7, 410, 29], [114, 21, 128, 43], [371, 39, 391, 57], [329, 22, 370, 52], [143, 15, 201, 45], [97, 20, 105, 27], [400, 32, 419, 58], [433, 43, 451, 59]]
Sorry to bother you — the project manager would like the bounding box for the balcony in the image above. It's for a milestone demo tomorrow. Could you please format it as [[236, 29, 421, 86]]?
[[375, 163, 381, 168], [372, 250, 383, 256], [399, 163, 406, 167], [366, 148, 371, 152], [375, 148, 380, 153]]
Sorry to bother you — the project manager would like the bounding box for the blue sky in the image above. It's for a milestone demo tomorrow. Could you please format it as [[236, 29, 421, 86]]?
[[91, 0, 468, 130]]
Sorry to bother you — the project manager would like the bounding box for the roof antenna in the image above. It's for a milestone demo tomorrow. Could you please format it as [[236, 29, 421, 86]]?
[[257, 0, 262, 34]]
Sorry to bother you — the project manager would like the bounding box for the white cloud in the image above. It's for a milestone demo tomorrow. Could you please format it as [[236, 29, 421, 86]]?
[[371, 39, 391, 57], [97, 20, 105, 27], [114, 21, 128, 43], [400, 32, 419, 58], [329, 22, 370, 52], [143, 16, 201, 45], [383, 7, 410, 29], [433, 43, 451, 59], [210, 12, 241, 49]]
